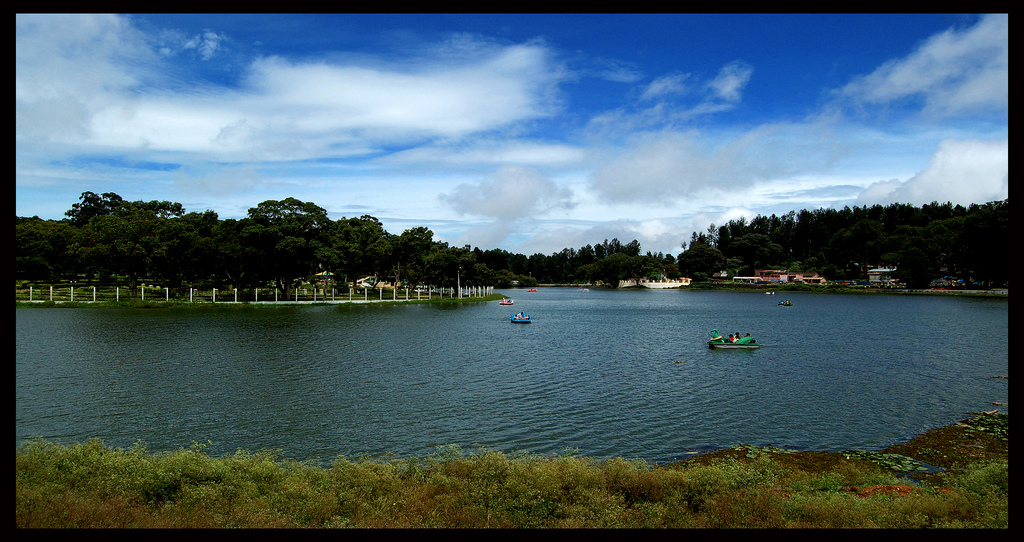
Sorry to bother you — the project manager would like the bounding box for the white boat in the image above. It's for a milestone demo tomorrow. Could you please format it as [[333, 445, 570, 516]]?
[[639, 277, 692, 289]]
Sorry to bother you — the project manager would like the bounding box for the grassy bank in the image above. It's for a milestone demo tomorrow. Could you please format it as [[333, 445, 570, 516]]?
[[15, 412, 1007, 528]]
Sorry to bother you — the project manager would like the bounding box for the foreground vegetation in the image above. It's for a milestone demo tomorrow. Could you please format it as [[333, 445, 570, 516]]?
[[16, 412, 1006, 528]]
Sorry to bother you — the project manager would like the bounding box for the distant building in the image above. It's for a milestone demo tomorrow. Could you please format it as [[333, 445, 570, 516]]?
[[790, 272, 826, 285], [730, 269, 826, 284], [754, 269, 788, 283], [868, 268, 898, 285]]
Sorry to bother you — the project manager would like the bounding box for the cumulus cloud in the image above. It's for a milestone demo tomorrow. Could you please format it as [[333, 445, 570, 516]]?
[[839, 14, 1007, 118], [239, 45, 562, 144], [440, 165, 576, 220], [17, 14, 567, 162], [856, 138, 1008, 206], [16, 14, 157, 143]]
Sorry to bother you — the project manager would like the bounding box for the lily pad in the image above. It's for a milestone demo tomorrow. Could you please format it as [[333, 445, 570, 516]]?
[[841, 450, 929, 472]]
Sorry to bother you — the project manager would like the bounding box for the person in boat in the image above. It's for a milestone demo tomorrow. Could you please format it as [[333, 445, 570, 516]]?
[[710, 329, 725, 342]]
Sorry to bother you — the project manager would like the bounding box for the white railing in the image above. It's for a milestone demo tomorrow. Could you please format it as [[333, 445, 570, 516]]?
[[15, 284, 495, 304]]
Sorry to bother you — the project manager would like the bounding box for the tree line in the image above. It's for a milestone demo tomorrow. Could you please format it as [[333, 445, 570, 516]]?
[[681, 199, 1008, 288], [16, 192, 1008, 295]]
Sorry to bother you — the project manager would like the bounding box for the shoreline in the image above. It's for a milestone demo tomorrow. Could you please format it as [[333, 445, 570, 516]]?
[[544, 282, 1008, 296], [15, 293, 507, 308]]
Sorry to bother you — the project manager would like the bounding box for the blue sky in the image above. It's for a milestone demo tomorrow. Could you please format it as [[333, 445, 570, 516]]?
[[16, 14, 1007, 256]]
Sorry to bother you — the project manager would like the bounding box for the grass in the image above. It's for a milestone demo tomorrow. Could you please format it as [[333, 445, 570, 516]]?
[[16, 413, 1007, 528]]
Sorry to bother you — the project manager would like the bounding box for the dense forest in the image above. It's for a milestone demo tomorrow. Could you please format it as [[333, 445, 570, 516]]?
[[15, 192, 1008, 295]]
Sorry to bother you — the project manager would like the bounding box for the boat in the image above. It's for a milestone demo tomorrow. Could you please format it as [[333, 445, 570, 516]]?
[[778, 300, 792, 306], [707, 329, 760, 349], [499, 299, 514, 306], [708, 341, 760, 350], [510, 313, 532, 324], [640, 276, 692, 289], [619, 277, 692, 288], [527, 288, 538, 292]]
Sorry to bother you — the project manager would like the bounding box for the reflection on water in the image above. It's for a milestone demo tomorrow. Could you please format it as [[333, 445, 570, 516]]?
[[16, 289, 1008, 464]]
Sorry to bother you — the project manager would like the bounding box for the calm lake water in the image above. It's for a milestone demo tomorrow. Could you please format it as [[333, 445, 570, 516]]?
[[16, 288, 1008, 464]]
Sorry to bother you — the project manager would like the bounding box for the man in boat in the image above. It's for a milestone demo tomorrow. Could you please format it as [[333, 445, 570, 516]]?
[[710, 329, 725, 343]]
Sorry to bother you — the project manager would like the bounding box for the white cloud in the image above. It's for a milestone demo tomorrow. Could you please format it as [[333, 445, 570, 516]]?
[[184, 30, 227, 60], [839, 14, 1007, 118], [706, 60, 753, 102], [588, 123, 841, 206], [16, 14, 157, 143], [584, 60, 753, 140], [17, 15, 567, 162], [641, 73, 690, 101], [240, 50, 560, 142], [440, 165, 576, 220], [857, 138, 1008, 206], [376, 140, 589, 171]]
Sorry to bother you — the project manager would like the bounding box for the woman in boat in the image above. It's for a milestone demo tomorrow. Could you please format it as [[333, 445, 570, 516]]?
[[710, 329, 725, 343]]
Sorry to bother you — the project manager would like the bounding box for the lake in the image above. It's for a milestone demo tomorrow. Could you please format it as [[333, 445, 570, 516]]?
[[16, 288, 1008, 464]]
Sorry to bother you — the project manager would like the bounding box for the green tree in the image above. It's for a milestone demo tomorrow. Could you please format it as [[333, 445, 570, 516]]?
[[15, 217, 77, 281], [150, 210, 219, 288], [70, 208, 163, 296], [65, 191, 125, 227], [240, 198, 331, 297], [961, 200, 1008, 288], [394, 226, 436, 290], [726, 233, 783, 275], [330, 215, 390, 290], [677, 242, 726, 282], [881, 226, 936, 288]]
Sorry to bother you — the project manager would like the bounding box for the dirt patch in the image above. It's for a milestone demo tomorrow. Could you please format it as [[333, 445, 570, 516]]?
[[844, 485, 955, 498]]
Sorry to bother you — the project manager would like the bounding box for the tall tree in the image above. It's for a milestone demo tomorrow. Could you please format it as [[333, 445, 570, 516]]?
[[240, 198, 331, 297]]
